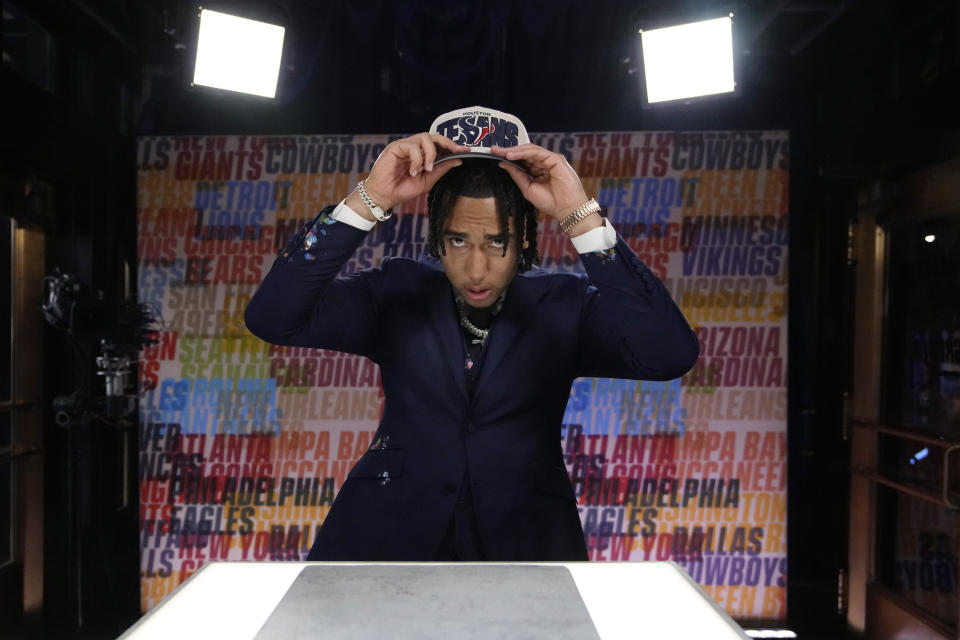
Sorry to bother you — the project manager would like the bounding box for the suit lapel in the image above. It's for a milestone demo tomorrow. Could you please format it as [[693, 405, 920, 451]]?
[[474, 276, 536, 401], [426, 278, 470, 404]]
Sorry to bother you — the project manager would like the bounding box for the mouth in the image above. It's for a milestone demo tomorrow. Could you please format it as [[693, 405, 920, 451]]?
[[463, 287, 493, 303]]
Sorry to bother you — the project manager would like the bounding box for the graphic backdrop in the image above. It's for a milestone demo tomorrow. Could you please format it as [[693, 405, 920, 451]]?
[[137, 130, 789, 619]]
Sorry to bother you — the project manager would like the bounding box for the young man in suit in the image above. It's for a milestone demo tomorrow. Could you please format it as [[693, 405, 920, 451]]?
[[244, 107, 699, 561]]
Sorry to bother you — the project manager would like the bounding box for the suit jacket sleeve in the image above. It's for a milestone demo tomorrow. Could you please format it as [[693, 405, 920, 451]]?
[[243, 205, 383, 362], [575, 234, 699, 381]]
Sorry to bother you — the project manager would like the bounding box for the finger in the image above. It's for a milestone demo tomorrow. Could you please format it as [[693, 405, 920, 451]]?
[[498, 143, 559, 165], [405, 142, 424, 176], [495, 146, 568, 180], [422, 158, 463, 190], [431, 133, 470, 153], [497, 161, 533, 193], [417, 133, 440, 172], [426, 134, 470, 172], [492, 143, 547, 155]]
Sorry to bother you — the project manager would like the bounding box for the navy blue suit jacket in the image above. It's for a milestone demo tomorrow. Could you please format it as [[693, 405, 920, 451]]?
[[244, 206, 698, 561]]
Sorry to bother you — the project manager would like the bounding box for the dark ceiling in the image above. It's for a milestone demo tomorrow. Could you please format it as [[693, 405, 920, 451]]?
[[5, 0, 960, 174], [133, 0, 868, 134]]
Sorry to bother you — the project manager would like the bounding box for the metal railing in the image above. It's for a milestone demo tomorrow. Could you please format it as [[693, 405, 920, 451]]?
[[851, 419, 960, 510]]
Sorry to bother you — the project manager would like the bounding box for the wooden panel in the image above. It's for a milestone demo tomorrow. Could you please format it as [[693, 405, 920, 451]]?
[[882, 158, 960, 225], [847, 209, 885, 631], [14, 226, 44, 619], [866, 584, 953, 640]]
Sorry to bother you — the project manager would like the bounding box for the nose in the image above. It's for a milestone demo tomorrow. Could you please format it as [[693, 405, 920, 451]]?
[[465, 249, 488, 283]]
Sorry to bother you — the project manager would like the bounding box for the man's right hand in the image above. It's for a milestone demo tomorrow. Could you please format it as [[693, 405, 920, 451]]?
[[345, 133, 469, 221]]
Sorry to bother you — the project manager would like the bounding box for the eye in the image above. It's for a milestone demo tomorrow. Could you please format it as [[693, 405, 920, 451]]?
[[488, 238, 505, 249], [448, 237, 466, 248]]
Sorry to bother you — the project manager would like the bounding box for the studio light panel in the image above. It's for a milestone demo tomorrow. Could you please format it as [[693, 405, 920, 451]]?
[[193, 9, 285, 98], [641, 16, 735, 104]]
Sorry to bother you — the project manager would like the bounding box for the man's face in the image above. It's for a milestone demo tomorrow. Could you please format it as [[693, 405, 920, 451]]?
[[440, 196, 519, 309]]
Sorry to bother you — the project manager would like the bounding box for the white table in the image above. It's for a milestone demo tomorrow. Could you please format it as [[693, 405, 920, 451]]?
[[120, 561, 747, 640]]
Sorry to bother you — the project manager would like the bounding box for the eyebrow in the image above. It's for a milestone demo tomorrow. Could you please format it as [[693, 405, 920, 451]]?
[[444, 229, 514, 240]]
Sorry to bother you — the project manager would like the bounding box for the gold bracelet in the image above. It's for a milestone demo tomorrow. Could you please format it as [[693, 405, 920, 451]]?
[[559, 197, 601, 234]]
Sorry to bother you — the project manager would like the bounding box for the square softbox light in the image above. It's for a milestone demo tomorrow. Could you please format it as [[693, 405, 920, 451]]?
[[641, 16, 736, 105], [193, 9, 285, 98]]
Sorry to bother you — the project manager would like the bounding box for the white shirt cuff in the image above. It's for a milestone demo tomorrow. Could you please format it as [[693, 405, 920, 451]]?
[[330, 200, 376, 231], [570, 218, 617, 253]]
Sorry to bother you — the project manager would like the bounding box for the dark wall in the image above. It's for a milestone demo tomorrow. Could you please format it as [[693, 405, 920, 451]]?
[[785, 1, 959, 635], [3, 1, 142, 637]]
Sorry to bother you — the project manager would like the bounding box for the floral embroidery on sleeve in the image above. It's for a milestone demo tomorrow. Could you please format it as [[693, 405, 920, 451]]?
[[302, 213, 337, 259], [592, 248, 617, 262]]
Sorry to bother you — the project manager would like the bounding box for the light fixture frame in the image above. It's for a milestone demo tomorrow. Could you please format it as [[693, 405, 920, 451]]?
[[187, 3, 288, 100], [635, 10, 740, 109]]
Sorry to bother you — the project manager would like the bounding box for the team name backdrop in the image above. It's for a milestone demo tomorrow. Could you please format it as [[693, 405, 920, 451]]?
[[137, 130, 789, 619]]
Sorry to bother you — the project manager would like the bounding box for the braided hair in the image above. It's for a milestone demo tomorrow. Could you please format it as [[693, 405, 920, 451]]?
[[427, 159, 540, 272]]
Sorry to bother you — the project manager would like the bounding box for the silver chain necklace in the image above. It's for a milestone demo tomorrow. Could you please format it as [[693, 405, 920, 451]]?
[[455, 295, 502, 345], [459, 315, 489, 344]]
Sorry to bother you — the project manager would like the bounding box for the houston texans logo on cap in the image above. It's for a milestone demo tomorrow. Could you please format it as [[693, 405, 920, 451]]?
[[472, 122, 496, 146], [429, 106, 531, 171]]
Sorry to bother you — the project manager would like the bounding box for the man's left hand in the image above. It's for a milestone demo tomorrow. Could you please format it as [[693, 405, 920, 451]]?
[[490, 144, 589, 221]]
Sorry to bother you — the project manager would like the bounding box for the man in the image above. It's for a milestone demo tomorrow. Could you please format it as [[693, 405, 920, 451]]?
[[244, 107, 699, 561]]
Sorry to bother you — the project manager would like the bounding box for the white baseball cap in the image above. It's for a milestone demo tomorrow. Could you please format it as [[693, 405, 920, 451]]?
[[429, 106, 530, 171]]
